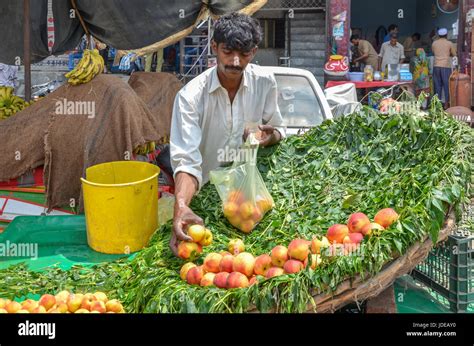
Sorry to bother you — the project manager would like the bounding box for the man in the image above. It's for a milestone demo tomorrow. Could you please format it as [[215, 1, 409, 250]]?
[[169, 13, 285, 256], [383, 24, 399, 43], [378, 33, 405, 72], [403, 33, 421, 61], [350, 34, 379, 70], [432, 28, 457, 108]]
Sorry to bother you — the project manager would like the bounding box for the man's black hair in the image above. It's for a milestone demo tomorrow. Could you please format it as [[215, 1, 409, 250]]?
[[350, 34, 360, 41], [388, 24, 398, 32], [412, 32, 421, 40], [212, 12, 262, 52]]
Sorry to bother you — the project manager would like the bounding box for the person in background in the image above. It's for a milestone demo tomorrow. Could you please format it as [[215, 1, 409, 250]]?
[[413, 48, 430, 97], [383, 24, 399, 43], [432, 28, 457, 108], [403, 33, 421, 61], [0, 63, 18, 88], [378, 33, 405, 72], [350, 34, 379, 70]]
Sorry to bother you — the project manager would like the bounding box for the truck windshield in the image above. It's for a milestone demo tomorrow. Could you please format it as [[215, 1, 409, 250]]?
[[274, 75, 324, 127]]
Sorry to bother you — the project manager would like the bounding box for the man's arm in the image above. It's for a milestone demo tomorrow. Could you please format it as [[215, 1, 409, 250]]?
[[169, 92, 204, 256]]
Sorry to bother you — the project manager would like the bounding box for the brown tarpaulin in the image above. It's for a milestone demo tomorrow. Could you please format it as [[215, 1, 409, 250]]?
[[0, 74, 171, 211], [127, 72, 183, 142]]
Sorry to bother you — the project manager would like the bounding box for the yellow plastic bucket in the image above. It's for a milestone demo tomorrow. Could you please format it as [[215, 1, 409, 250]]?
[[80, 161, 160, 254]]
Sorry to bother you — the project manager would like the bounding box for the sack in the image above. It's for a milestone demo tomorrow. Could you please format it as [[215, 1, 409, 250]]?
[[210, 139, 274, 233]]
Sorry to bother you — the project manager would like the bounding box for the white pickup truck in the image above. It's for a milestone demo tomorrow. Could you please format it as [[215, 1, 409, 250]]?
[[260, 66, 333, 136]]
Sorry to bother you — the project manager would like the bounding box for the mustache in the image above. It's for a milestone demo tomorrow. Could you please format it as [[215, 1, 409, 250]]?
[[225, 65, 243, 71]]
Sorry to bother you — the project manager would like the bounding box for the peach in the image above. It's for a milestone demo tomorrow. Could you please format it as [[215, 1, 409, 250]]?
[[283, 259, 304, 274], [200, 272, 216, 287], [361, 222, 385, 237], [74, 308, 90, 313], [219, 254, 235, 273], [233, 252, 255, 277], [348, 232, 364, 244], [327, 224, 349, 244], [239, 201, 255, 220], [288, 239, 310, 261], [342, 235, 352, 245], [177, 241, 202, 259], [198, 229, 213, 246], [32, 306, 47, 313], [271, 245, 288, 267], [227, 190, 245, 204], [55, 290, 70, 304], [228, 239, 245, 255], [93, 291, 108, 303], [21, 299, 38, 313], [67, 294, 84, 313], [223, 202, 239, 219], [239, 220, 255, 233], [203, 253, 223, 273], [304, 254, 322, 270], [57, 302, 69, 313], [0, 298, 9, 309], [220, 251, 232, 257], [374, 208, 399, 228], [251, 208, 263, 223], [256, 199, 272, 213], [186, 266, 204, 285], [311, 236, 330, 254], [187, 224, 206, 243], [5, 301, 22, 313], [227, 272, 249, 288], [213, 272, 230, 289], [90, 301, 107, 313], [254, 254, 272, 276], [265, 267, 285, 278], [105, 299, 124, 313], [39, 294, 56, 311], [81, 293, 97, 311], [347, 212, 371, 233], [249, 276, 258, 286], [228, 216, 242, 229], [180, 262, 197, 281]]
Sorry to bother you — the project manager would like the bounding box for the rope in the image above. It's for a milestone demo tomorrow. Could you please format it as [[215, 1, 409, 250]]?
[[71, 0, 91, 49]]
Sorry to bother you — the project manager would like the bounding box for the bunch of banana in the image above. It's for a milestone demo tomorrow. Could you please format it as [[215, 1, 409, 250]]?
[[65, 49, 104, 85], [0, 86, 30, 120], [134, 141, 156, 155]]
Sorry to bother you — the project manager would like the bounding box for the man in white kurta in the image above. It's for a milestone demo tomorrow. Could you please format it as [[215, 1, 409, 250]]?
[[169, 13, 285, 255]]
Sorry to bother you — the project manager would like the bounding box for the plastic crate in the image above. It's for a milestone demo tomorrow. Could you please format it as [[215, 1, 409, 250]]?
[[412, 232, 474, 313]]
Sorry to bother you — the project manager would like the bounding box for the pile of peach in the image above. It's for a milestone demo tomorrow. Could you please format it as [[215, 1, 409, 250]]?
[[0, 291, 125, 313], [223, 190, 273, 233], [179, 208, 399, 289], [177, 225, 213, 260]]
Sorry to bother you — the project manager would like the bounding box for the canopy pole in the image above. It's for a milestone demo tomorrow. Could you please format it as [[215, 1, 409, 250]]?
[[23, 0, 31, 102]]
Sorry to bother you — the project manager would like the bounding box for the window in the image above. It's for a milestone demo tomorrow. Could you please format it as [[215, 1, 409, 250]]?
[[259, 19, 285, 49], [274, 75, 324, 127]]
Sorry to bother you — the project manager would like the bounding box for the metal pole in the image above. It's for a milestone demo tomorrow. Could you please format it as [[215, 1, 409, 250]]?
[[23, 0, 31, 102]]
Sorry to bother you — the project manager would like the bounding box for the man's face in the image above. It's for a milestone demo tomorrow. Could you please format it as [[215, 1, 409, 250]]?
[[351, 39, 359, 46], [393, 27, 399, 34], [212, 41, 257, 81], [390, 37, 398, 46]]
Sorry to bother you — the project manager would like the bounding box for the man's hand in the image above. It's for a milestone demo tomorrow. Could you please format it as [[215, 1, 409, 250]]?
[[170, 204, 203, 256], [257, 124, 281, 147]]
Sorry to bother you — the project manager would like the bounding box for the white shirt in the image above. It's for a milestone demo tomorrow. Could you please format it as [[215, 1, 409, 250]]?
[[170, 64, 285, 189]]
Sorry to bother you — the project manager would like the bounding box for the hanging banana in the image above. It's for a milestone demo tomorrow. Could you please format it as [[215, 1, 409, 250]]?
[[66, 49, 104, 85]]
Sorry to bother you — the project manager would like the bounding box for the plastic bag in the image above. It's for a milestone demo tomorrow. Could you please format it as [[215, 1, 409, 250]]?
[[210, 135, 274, 233]]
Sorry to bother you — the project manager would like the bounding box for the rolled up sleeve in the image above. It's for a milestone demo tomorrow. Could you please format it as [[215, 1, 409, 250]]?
[[262, 77, 286, 138], [170, 92, 203, 189]]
